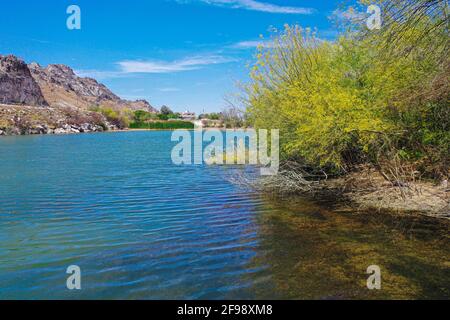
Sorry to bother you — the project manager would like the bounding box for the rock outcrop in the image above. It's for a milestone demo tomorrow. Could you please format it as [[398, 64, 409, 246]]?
[[29, 62, 157, 112], [29, 63, 121, 102], [0, 55, 47, 106], [0, 104, 117, 135]]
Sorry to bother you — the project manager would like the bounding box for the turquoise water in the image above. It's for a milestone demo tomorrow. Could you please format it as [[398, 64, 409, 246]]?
[[0, 131, 449, 299]]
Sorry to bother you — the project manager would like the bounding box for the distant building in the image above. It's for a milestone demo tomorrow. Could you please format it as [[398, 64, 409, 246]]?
[[181, 110, 196, 121]]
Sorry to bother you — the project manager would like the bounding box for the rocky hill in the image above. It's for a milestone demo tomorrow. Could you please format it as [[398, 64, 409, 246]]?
[[0, 55, 47, 106], [0, 54, 158, 135], [28, 62, 157, 112]]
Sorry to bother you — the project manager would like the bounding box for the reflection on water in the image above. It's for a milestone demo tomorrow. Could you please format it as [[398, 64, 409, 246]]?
[[0, 131, 448, 299]]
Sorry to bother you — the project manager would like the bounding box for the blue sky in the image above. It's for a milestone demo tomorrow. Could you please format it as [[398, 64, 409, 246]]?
[[0, 0, 352, 113]]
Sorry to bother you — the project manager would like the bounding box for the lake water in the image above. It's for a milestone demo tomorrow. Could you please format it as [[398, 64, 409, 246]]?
[[0, 131, 448, 299]]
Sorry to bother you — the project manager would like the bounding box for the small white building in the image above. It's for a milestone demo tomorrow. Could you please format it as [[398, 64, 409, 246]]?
[[181, 110, 196, 121]]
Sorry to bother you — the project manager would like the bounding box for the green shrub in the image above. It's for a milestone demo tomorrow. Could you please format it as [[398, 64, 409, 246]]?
[[91, 106, 132, 129], [129, 121, 194, 130], [133, 110, 156, 122], [157, 114, 169, 121]]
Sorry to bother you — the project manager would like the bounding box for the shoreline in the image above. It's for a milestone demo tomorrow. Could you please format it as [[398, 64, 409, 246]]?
[[240, 168, 449, 220], [305, 171, 449, 219], [0, 127, 231, 136]]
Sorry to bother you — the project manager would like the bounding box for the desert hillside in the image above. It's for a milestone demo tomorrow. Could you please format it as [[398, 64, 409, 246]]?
[[0, 54, 157, 135]]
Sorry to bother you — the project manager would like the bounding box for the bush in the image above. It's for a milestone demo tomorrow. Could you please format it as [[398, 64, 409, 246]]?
[[244, 20, 449, 179], [133, 110, 156, 123], [92, 106, 131, 129], [167, 112, 181, 119], [157, 114, 169, 121], [129, 121, 194, 130]]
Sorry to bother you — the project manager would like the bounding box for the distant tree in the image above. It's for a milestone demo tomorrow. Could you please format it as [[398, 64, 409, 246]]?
[[198, 112, 221, 120], [134, 110, 151, 123], [209, 113, 221, 120], [167, 112, 181, 119], [160, 105, 173, 115], [221, 106, 245, 128]]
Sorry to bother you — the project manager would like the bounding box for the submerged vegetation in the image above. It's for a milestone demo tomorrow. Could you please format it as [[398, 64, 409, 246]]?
[[243, 0, 449, 194]]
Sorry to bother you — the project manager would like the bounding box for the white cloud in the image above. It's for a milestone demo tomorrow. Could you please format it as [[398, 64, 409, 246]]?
[[118, 55, 236, 73], [231, 39, 276, 49], [74, 69, 124, 80], [331, 8, 366, 22], [179, 0, 315, 14], [74, 55, 235, 79]]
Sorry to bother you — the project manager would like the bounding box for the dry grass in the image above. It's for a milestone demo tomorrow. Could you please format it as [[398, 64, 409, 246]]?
[[340, 169, 449, 218], [230, 164, 449, 219]]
